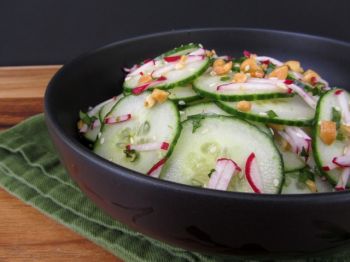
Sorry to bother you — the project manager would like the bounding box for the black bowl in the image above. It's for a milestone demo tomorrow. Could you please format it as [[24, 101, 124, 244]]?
[[45, 28, 350, 258]]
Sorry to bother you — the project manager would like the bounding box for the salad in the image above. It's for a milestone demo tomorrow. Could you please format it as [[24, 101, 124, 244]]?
[[77, 44, 350, 194]]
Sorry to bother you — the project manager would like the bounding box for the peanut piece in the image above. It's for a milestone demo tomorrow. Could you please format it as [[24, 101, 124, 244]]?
[[305, 179, 317, 193], [240, 58, 260, 72], [319, 121, 337, 145], [236, 100, 252, 112], [285, 60, 303, 73], [232, 72, 248, 83], [303, 69, 320, 84], [138, 74, 152, 84], [213, 61, 233, 75], [144, 95, 156, 108], [77, 120, 84, 129], [213, 59, 225, 67], [268, 65, 289, 80], [151, 89, 169, 103]]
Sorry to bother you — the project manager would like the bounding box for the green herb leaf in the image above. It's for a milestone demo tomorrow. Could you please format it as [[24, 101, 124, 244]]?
[[220, 76, 230, 81], [298, 167, 315, 183], [123, 148, 138, 162], [264, 63, 276, 74], [266, 110, 278, 118], [208, 169, 216, 178], [336, 132, 346, 141], [332, 107, 342, 129], [79, 111, 97, 126], [190, 114, 205, 133], [233, 56, 246, 64]]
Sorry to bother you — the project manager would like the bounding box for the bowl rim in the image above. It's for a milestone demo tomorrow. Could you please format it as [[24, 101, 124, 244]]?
[[44, 27, 350, 203]]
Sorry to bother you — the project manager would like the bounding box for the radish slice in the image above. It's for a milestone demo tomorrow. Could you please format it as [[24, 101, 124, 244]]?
[[127, 59, 155, 77], [164, 56, 181, 63], [207, 158, 241, 191], [152, 64, 175, 78], [336, 91, 350, 124], [132, 76, 167, 94], [243, 50, 251, 58], [126, 142, 169, 151], [123, 64, 138, 73], [147, 158, 167, 178], [332, 148, 350, 168], [256, 56, 283, 66], [245, 153, 264, 193], [92, 119, 100, 129], [189, 48, 206, 56], [284, 127, 311, 159], [288, 84, 317, 109], [335, 168, 350, 191], [104, 114, 132, 124]]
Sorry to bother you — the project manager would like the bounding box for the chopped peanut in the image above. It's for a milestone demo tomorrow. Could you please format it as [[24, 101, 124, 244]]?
[[151, 89, 169, 103], [236, 100, 252, 112], [77, 120, 84, 129], [144, 95, 156, 108], [232, 72, 248, 83], [205, 49, 216, 57], [341, 124, 350, 138], [175, 55, 187, 69], [252, 70, 264, 78], [213, 58, 225, 67], [268, 65, 289, 80], [138, 74, 152, 84], [285, 60, 303, 73], [213, 61, 233, 75], [303, 69, 320, 84], [240, 58, 260, 73], [319, 121, 337, 145], [280, 138, 291, 151], [305, 179, 317, 193]]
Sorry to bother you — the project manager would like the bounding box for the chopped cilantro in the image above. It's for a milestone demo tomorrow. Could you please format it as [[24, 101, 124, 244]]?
[[208, 169, 216, 178], [336, 132, 346, 141], [298, 167, 315, 183], [220, 76, 231, 81], [79, 110, 97, 126], [233, 56, 246, 64], [123, 148, 138, 162], [332, 107, 342, 129], [266, 110, 278, 118], [264, 63, 276, 74]]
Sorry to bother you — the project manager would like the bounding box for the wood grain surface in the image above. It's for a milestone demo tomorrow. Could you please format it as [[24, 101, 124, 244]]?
[[0, 66, 121, 262]]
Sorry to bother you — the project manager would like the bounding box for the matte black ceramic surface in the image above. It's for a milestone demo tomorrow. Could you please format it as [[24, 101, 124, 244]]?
[[45, 28, 350, 258]]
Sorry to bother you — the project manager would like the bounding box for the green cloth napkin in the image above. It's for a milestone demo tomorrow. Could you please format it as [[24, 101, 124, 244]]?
[[0, 114, 348, 262]]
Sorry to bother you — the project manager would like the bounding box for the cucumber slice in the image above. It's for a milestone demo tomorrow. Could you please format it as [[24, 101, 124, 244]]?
[[123, 44, 210, 93], [180, 102, 229, 121], [99, 94, 124, 122], [94, 93, 180, 174], [281, 172, 312, 194], [168, 85, 201, 102], [80, 97, 122, 142], [313, 89, 350, 186], [181, 102, 272, 136], [217, 95, 315, 126], [193, 69, 292, 101], [160, 115, 283, 193], [274, 138, 306, 172]]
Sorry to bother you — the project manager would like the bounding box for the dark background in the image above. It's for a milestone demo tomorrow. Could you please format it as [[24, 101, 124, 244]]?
[[0, 0, 349, 66]]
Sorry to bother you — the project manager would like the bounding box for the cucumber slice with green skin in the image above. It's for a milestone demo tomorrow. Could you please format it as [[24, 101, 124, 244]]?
[[160, 115, 283, 193], [168, 85, 201, 103], [217, 95, 315, 126], [181, 102, 272, 136], [274, 138, 306, 172], [94, 93, 180, 174], [123, 44, 210, 93], [281, 172, 312, 194], [99, 94, 124, 123], [313, 89, 350, 186], [80, 97, 122, 142], [193, 69, 293, 102]]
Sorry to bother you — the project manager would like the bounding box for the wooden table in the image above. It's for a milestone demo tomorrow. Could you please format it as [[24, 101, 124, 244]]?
[[0, 66, 121, 262]]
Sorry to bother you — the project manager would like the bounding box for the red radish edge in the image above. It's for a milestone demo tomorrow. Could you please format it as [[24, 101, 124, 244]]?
[[335, 89, 344, 95], [161, 142, 170, 150], [332, 157, 350, 168], [284, 79, 294, 85], [104, 114, 131, 124], [243, 50, 251, 58], [261, 59, 270, 65], [245, 153, 262, 193], [132, 76, 167, 94], [217, 158, 242, 171], [164, 55, 181, 62], [147, 158, 167, 176]]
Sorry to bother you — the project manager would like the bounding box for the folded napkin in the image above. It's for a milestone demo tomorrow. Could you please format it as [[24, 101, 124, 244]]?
[[0, 114, 347, 262]]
